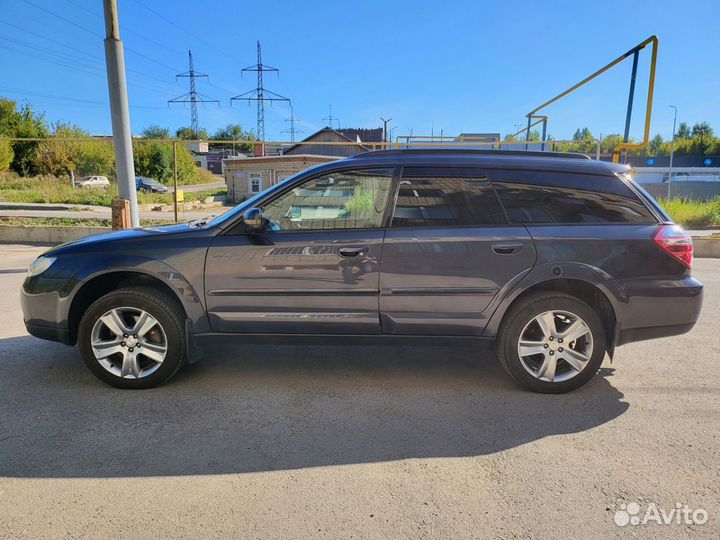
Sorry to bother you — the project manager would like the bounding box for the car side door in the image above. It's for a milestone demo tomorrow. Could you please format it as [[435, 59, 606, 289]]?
[[379, 166, 536, 336], [204, 167, 396, 334]]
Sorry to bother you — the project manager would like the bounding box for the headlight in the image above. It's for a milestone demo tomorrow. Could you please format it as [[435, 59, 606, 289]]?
[[27, 256, 57, 277]]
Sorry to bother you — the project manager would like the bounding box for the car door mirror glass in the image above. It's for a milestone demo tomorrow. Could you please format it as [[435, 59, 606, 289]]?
[[243, 207, 266, 231]]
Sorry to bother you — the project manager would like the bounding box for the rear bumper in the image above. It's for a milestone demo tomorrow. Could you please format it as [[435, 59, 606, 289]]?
[[617, 322, 696, 346], [612, 275, 703, 346]]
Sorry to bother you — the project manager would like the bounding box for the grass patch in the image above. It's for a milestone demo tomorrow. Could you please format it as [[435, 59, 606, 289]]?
[[137, 189, 226, 206], [0, 172, 225, 207], [657, 197, 720, 228], [0, 216, 176, 228]]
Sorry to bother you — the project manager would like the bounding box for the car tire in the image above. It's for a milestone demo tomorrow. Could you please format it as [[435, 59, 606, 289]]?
[[77, 286, 187, 389], [496, 292, 607, 394]]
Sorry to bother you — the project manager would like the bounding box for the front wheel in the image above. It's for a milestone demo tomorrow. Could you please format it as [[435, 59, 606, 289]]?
[[77, 287, 187, 389], [496, 292, 607, 393]]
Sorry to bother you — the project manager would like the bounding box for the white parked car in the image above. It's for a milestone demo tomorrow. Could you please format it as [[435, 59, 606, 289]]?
[[75, 176, 110, 189]]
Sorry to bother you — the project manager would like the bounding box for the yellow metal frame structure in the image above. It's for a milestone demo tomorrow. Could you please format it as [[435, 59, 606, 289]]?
[[523, 35, 658, 163]]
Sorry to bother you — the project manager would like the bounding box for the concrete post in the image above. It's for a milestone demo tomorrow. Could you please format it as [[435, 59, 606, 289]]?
[[103, 0, 139, 228]]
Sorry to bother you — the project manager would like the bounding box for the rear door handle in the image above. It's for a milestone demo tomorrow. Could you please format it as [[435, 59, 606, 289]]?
[[338, 246, 369, 258], [492, 242, 524, 255]]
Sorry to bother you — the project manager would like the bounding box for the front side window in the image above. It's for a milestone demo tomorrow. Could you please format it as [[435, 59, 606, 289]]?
[[391, 167, 508, 227], [262, 168, 394, 231]]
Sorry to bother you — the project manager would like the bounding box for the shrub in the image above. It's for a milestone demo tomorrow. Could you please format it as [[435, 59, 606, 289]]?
[[657, 197, 720, 227]]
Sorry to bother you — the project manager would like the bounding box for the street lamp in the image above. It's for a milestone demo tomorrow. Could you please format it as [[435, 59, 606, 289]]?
[[668, 105, 677, 190]]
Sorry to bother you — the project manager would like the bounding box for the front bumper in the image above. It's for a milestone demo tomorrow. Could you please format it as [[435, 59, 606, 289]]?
[[24, 320, 73, 345], [21, 274, 76, 346]]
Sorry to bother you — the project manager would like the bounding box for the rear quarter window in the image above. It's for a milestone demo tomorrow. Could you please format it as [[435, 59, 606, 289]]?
[[489, 170, 657, 224]]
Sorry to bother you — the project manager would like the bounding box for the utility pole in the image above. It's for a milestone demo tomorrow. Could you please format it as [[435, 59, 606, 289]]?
[[103, 0, 138, 228], [231, 41, 289, 141], [380, 116, 392, 147], [281, 102, 303, 142], [169, 50, 219, 138], [323, 105, 339, 129], [668, 105, 678, 189]]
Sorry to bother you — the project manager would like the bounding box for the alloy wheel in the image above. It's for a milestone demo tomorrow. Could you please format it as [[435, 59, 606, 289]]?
[[517, 309, 594, 383], [90, 307, 168, 379]]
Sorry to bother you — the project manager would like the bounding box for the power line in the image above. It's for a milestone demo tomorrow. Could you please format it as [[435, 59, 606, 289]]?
[[132, 0, 244, 63], [21, 0, 181, 75], [0, 40, 178, 96], [0, 85, 164, 109], [168, 50, 219, 136], [22, 0, 102, 37], [231, 41, 289, 141], [61, 0, 187, 57], [0, 22, 178, 92]]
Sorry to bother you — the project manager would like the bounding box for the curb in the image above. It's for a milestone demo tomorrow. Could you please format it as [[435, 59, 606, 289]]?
[[0, 225, 109, 244], [693, 238, 720, 258]]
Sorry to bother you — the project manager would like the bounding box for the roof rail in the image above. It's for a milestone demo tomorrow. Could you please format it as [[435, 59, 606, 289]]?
[[350, 148, 591, 160]]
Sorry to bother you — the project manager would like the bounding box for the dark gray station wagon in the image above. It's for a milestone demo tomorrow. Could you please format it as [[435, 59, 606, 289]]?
[[21, 149, 703, 392]]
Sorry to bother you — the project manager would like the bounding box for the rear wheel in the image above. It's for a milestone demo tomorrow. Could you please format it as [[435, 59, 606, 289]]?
[[78, 287, 186, 389], [497, 292, 607, 393]]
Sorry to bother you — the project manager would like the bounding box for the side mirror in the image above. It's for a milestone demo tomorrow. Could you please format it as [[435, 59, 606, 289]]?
[[243, 207, 265, 231]]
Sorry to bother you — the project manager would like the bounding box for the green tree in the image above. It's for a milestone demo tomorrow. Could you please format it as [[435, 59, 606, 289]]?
[[691, 122, 713, 153], [0, 98, 49, 175], [175, 126, 208, 140], [676, 121, 691, 139], [211, 124, 245, 140], [0, 98, 18, 136], [648, 133, 664, 156], [210, 123, 255, 153], [33, 122, 86, 176], [598, 134, 623, 154], [691, 122, 713, 139], [0, 140, 12, 171], [76, 138, 114, 176], [134, 142, 173, 182], [573, 127, 593, 141], [140, 124, 171, 139]]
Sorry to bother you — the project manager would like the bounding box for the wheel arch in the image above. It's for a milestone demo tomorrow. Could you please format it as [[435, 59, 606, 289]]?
[[485, 275, 618, 354], [67, 271, 187, 344]]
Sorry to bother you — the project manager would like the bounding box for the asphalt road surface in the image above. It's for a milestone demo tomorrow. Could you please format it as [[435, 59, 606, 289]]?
[[0, 244, 718, 539]]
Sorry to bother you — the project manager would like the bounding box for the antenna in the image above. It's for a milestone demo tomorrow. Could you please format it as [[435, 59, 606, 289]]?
[[230, 41, 289, 141], [168, 50, 219, 137], [323, 104, 339, 129], [281, 102, 304, 142]]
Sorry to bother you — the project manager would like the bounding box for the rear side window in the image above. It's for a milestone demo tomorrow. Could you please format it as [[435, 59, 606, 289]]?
[[392, 167, 508, 227], [490, 170, 656, 224]]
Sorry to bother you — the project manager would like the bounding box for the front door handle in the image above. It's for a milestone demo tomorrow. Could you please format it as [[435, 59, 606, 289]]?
[[492, 241, 524, 255], [338, 246, 369, 258]]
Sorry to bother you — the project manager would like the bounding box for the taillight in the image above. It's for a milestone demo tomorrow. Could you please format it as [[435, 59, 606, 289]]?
[[653, 225, 693, 268]]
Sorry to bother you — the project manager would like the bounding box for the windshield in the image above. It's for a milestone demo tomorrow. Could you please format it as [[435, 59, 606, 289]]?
[[142, 177, 161, 186]]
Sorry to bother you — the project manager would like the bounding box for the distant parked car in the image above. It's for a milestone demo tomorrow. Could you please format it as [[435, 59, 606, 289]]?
[[136, 176, 168, 193], [75, 176, 110, 189]]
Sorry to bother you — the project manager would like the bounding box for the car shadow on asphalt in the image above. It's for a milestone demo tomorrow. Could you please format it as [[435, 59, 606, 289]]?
[[0, 335, 629, 478]]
